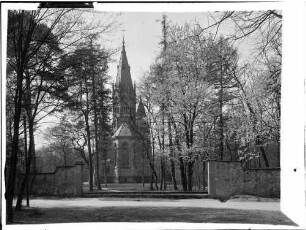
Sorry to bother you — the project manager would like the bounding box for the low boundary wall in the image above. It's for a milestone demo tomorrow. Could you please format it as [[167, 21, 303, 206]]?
[[207, 161, 280, 198], [16, 161, 84, 196]]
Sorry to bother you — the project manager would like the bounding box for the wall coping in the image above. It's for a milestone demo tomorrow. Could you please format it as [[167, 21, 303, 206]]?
[[245, 167, 281, 171], [18, 165, 77, 176], [205, 160, 241, 163], [112, 136, 136, 140], [206, 160, 280, 171]]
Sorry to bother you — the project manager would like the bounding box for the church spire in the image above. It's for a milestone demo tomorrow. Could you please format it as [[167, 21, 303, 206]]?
[[115, 37, 133, 90]]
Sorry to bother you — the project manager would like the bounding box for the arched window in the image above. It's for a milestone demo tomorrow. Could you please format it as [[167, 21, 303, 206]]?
[[121, 142, 129, 168]]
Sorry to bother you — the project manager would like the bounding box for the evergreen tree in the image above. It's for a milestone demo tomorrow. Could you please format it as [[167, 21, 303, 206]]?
[[59, 39, 111, 191]]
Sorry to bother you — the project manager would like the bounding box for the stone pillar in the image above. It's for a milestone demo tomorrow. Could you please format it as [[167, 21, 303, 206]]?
[[74, 161, 84, 195], [207, 161, 216, 197], [114, 166, 120, 183], [114, 144, 120, 183]]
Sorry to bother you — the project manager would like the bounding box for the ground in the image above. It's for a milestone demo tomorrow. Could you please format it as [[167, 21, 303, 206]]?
[[11, 196, 296, 226]]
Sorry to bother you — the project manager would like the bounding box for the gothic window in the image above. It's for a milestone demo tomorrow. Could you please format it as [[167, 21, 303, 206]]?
[[121, 105, 130, 114], [132, 146, 137, 168], [121, 142, 129, 168], [103, 165, 110, 173], [114, 143, 117, 166]]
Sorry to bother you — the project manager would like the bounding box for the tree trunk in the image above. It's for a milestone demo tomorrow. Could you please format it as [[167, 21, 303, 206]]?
[[15, 117, 35, 210], [6, 121, 20, 220], [276, 132, 280, 167], [178, 156, 187, 191], [226, 139, 233, 161], [161, 105, 166, 190], [63, 146, 67, 167], [149, 122, 158, 190], [150, 133, 155, 190], [6, 68, 24, 222], [91, 71, 101, 190], [187, 161, 194, 191], [163, 165, 167, 190], [171, 117, 187, 191], [150, 173, 154, 190], [16, 69, 37, 211], [202, 161, 207, 190], [219, 69, 224, 161], [168, 117, 177, 190], [103, 150, 108, 188], [160, 157, 164, 191], [260, 146, 269, 168], [84, 113, 93, 191], [143, 141, 158, 190], [23, 116, 29, 206], [84, 77, 93, 191], [142, 153, 145, 188]]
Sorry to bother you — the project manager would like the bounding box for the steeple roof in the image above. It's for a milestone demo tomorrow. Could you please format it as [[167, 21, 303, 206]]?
[[116, 38, 133, 90], [112, 123, 133, 138], [136, 97, 146, 117]]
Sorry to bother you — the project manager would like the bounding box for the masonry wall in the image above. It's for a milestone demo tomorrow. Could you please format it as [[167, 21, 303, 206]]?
[[16, 162, 84, 196], [207, 161, 280, 198]]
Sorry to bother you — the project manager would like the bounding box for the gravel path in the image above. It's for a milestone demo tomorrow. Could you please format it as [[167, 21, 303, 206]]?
[[24, 197, 280, 211], [10, 197, 296, 226]]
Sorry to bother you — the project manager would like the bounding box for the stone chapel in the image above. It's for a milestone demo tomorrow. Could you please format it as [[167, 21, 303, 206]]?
[[106, 39, 151, 183]]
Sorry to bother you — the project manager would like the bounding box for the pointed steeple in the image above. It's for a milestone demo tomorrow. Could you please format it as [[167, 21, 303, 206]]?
[[136, 97, 146, 117], [116, 38, 133, 90]]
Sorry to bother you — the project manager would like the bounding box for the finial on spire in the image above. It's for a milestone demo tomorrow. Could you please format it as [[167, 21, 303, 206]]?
[[121, 28, 126, 49]]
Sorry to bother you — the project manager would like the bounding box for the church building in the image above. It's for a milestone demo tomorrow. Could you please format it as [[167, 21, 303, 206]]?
[[105, 39, 151, 183]]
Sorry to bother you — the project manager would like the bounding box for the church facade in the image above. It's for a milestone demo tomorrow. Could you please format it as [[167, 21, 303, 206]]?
[[102, 39, 151, 183]]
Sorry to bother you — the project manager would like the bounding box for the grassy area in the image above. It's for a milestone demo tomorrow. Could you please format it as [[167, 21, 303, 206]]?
[[12, 206, 296, 225]]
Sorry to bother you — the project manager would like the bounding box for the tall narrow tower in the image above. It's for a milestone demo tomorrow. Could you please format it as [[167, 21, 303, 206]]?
[[111, 38, 148, 183], [112, 38, 136, 131], [110, 38, 151, 184]]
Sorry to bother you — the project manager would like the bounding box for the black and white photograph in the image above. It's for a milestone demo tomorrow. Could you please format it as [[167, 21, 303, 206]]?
[[1, 1, 305, 229]]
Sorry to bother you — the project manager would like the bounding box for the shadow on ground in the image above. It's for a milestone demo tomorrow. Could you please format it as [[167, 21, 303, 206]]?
[[12, 206, 297, 226]]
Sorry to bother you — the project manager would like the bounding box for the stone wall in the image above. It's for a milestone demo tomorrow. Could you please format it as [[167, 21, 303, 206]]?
[[16, 162, 84, 196], [207, 161, 280, 198]]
